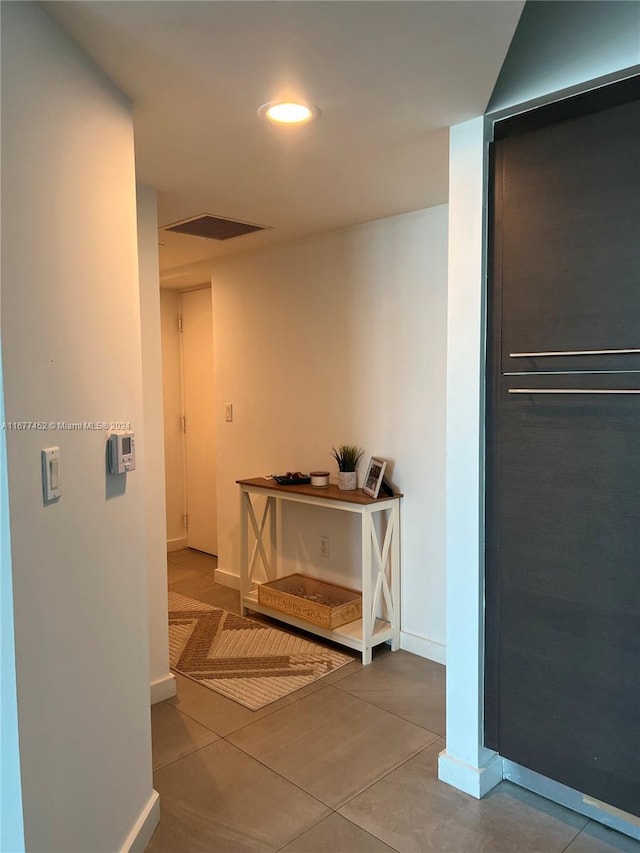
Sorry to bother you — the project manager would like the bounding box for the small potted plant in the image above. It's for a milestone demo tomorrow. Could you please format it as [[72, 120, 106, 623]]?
[[330, 444, 364, 491]]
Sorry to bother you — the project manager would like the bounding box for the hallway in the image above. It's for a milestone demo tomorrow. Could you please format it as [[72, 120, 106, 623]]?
[[146, 551, 637, 852]]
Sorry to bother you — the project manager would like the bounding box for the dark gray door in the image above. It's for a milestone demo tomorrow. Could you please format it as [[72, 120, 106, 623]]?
[[485, 81, 640, 817], [495, 96, 640, 373]]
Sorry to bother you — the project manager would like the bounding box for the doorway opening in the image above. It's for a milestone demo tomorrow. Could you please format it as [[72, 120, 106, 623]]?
[[160, 285, 217, 557]]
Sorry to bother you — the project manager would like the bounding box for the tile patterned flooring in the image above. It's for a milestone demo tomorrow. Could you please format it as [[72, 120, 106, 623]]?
[[147, 549, 639, 853]]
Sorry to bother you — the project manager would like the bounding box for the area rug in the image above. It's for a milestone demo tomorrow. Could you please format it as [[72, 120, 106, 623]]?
[[168, 591, 354, 710]]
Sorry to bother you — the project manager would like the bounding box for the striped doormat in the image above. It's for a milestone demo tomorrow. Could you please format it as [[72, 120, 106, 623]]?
[[168, 591, 354, 710]]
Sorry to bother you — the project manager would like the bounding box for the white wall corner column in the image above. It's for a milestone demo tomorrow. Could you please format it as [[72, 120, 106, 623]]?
[[137, 185, 176, 705], [438, 116, 502, 798], [119, 790, 160, 853]]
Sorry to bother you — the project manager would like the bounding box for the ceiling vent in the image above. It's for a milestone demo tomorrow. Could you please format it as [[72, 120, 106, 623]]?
[[162, 214, 266, 241]]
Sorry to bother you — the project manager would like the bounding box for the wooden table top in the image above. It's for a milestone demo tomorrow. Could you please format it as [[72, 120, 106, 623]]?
[[237, 476, 402, 504]]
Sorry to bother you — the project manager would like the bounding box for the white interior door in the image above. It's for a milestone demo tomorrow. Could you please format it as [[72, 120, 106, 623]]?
[[160, 289, 187, 550], [181, 288, 217, 555]]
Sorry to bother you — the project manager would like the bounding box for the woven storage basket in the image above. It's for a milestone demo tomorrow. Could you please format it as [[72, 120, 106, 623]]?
[[258, 573, 362, 629]]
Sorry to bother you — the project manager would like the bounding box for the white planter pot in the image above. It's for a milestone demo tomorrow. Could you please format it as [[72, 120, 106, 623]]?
[[338, 471, 357, 491]]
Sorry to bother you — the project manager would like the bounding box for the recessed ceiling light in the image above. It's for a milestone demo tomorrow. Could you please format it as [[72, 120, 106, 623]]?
[[258, 101, 319, 125]]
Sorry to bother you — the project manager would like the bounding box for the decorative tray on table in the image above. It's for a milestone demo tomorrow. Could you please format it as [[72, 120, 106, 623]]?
[[271, 472, 311, 485]]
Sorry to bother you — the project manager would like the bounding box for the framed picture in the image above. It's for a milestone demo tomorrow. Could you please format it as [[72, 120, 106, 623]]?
[[363, 457, 387, 498]]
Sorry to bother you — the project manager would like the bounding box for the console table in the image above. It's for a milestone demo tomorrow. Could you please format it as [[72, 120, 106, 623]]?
[[237, 477, 402, 664]]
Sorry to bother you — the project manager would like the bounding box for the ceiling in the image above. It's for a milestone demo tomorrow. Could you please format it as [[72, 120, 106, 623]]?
[[46, 1, 524, 288]]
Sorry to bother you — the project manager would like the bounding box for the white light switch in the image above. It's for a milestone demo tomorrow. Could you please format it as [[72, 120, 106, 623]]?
[[50, 458, 59, 490], [42, 447, 61, 503], [225, 403, 233, 422]]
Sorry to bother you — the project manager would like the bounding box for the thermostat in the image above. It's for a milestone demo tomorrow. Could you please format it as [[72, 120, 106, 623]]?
[[108, 431, 136, 474]]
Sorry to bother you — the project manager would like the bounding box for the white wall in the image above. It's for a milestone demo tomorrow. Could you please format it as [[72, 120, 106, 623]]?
[[160, 289, 187, 549], [1, 4, 157, 850], [137, 187, 175, 704], [211, 207, 448, 661]]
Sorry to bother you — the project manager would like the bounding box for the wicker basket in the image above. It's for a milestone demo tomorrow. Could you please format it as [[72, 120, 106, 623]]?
[[258, 573, 362, 629]]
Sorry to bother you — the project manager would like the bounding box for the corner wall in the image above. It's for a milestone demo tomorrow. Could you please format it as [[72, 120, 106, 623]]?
[[137, 187, 175, 704], [211, 207, 448, 661], [437, 117, 502, 797], [1, 4, 157, 849]]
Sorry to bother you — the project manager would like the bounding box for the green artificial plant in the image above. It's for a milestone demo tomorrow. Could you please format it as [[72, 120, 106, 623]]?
[[330, 444, 365, 472]]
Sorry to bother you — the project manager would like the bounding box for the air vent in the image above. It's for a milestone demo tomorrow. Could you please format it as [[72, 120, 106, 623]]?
[[163, 214, 266, 241]]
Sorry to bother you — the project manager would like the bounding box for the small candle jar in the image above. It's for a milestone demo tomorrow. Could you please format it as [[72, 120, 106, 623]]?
[[310, 471, 330, 488]]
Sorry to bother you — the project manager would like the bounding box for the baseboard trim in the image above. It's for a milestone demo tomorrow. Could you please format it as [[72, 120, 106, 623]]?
[[150, 673, 176, 705], [503, 760, 640, 840], [438, 750, 503, 799], [400, 630, 446, 665], [167, 537, 187, 552], [120, 789, 160, 852], [214, 568, 240, 590]]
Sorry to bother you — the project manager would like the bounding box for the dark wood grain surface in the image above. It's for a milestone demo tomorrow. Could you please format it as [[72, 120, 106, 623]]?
[[485, 82, 640, 816], [498, 98, 640, 371]]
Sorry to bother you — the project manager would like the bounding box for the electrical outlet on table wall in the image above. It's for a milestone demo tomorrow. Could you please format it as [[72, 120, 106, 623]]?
[[319, 535, 329, 558]]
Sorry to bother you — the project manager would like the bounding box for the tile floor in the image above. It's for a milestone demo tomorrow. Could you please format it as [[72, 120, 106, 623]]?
[[147, 549, 639, 853]]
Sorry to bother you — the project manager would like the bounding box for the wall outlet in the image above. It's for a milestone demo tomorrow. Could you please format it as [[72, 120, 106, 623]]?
[[319, 535, 329, 558]]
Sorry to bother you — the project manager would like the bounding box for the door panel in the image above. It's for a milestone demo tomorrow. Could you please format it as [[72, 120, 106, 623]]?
[[497, 99, 640, 372], [493, 387, 640, 815], [182, 288, 217, 555], [485, 81, 640, 817]]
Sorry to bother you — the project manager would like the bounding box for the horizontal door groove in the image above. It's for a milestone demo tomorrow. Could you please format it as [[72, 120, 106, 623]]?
[[509, 349, 640, 358], [508, 388, 640, 395], [504, 370, 640, 376]]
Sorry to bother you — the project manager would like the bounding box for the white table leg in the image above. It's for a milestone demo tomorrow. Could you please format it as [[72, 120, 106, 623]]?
[[361, 510, 373, 665], [271, 496, 279, 581], [391, 503, 401, 651], [240, 489, 248, 614]]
